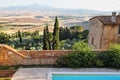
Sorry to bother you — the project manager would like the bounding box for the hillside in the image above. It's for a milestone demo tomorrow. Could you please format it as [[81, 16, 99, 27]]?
[[0, 4, 109, 15], [0, 4, 118, 34]]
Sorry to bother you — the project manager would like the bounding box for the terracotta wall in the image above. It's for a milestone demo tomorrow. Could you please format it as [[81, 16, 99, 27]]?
[[0, 45, 72, 66], [0, 45, 24, 66], [19, 50, 72, 65]]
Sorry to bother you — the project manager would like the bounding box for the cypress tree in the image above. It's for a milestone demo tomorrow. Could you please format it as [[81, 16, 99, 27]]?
[[65, 27, 71, 39], [46, 25, 53, 50], [18, 30, 22, 43], [43, 26, 49, 50], [48, 32, 53, 50], [46, 25, 49, 34], [52, 16, 60, 50]]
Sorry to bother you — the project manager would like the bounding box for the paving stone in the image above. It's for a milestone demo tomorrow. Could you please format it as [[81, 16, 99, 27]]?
[[12, 68, 120, 80]]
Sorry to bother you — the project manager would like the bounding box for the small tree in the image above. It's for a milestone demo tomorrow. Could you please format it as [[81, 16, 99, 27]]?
[[25, 39, 31, 50], [32, 30, 40, 44], [98, 44, 120, 68], [0, 32, 10, 44], [45, 25, 52, 50], [48, 32, 53, 50], [72, 41, 92, 52], [43, 26, 49, 50], [52, 16, 60, 50], [18, 30, 22, 43]]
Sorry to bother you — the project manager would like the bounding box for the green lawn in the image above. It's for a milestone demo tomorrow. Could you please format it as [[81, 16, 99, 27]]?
[[0, 65, 54, 70], [0, 78, 11, 80]]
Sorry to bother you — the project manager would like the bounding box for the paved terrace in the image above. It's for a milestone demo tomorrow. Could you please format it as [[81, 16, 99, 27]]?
[[12, 68, 120, 80]]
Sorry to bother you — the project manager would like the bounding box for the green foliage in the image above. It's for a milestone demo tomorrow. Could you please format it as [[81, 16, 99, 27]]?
[[59, 27, 71, 40], [22, 31, 31, 37], [98, 44, 120, 68], [56, 43, 120, 68], [0, 32, 10, 44], [0, 17, 88, 50], [32, 30, 40, 43], [56, 42, 96, 68], [56, 51, 97, 68], [43, 26, 49, 50], [109, 44, 120, 51], [53, 16, 60, 50], [0, 30, 43, 50], [70, 26, 83, 31], [59, 26, 88, 42], [46, 25, 53, 50], [24, 39, 31, 50], [47, 32, 53, 50], [59, 40, 66, 50], [18, 30, 22, 43], [72, 41, 91, 52], [80, 30, 89, 42], [0, 78, 11, 80], [0, 65, 54, 71]]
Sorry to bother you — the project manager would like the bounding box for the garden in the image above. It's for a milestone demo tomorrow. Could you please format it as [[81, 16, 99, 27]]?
[[56, 42, 120, 69]]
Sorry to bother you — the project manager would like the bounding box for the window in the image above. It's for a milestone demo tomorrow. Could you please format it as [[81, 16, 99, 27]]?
[[91, 37, 94, 45], [119, 26, 120, 34]]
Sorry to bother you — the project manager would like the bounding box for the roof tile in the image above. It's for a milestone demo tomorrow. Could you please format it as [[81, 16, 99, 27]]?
[[90, 16, 120, 25]]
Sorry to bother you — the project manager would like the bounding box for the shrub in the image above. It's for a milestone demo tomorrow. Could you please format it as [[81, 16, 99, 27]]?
[[56, 44, 120, 68], [72, 41, 92, 52], [56, 51, 97, 68], [56, 42, 96, 68], [98, 44, 120, 68], [97, 51, 109, 67]]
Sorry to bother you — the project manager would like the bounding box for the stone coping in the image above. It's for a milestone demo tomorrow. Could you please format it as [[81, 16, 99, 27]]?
[[12, 68, 120, 80]]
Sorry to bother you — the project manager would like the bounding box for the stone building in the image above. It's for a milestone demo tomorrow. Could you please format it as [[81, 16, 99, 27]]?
[[89, 12, 120, 50]]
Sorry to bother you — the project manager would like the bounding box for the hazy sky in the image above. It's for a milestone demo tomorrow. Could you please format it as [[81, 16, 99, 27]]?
[[0, 0, 120, 11]]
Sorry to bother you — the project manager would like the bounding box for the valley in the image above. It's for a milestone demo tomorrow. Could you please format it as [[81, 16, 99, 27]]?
[[0, 12, 91, 35]]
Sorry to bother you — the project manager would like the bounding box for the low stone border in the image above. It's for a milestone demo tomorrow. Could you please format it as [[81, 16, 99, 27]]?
[[0, 70, 16, 78], [12, 68, 120, 80]]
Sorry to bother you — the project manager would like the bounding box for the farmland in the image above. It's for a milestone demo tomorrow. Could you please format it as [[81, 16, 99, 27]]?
[[0, 11, 90, 35]]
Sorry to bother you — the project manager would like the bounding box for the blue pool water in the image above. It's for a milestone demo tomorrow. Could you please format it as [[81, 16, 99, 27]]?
[[52, 74, 120, 80]]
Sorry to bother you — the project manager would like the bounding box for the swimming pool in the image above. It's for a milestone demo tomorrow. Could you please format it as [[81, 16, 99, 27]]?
[[48, 72, 120, 80]]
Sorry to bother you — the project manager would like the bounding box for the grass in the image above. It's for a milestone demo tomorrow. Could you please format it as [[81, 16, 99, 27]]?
[[0, 65, 54, 70], [0, 79, 11, 80]]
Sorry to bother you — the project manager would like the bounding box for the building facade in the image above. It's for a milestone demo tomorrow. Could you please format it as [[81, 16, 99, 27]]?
[[89, 12, 120, 50]]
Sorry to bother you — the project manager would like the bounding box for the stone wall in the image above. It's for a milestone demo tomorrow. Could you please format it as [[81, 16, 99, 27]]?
[[89, 18, 103, 49], [0, 45, 25, 66], [0, 70, 15, 78], [0, 45, 72, 66], [115, 34, 120, 44], [19, 50, 72, 65], [101, 25, 118, 49]]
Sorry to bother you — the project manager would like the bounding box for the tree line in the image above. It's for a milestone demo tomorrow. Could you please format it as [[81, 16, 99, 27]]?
[[0, 16, 89, 50]]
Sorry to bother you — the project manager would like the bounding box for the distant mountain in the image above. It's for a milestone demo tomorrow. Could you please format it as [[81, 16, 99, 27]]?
[[0, 4, 54, 11], [0, 4, 109, 15]]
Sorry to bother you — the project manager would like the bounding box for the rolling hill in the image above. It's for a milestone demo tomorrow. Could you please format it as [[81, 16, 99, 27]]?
[[0, 4, 110, 15]]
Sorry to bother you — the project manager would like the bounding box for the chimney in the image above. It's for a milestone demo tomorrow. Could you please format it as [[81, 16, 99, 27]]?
[[111, 12, 116, 23]]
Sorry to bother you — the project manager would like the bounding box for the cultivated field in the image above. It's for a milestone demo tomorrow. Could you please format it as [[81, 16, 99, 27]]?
[[0, 12, 90, 35]]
